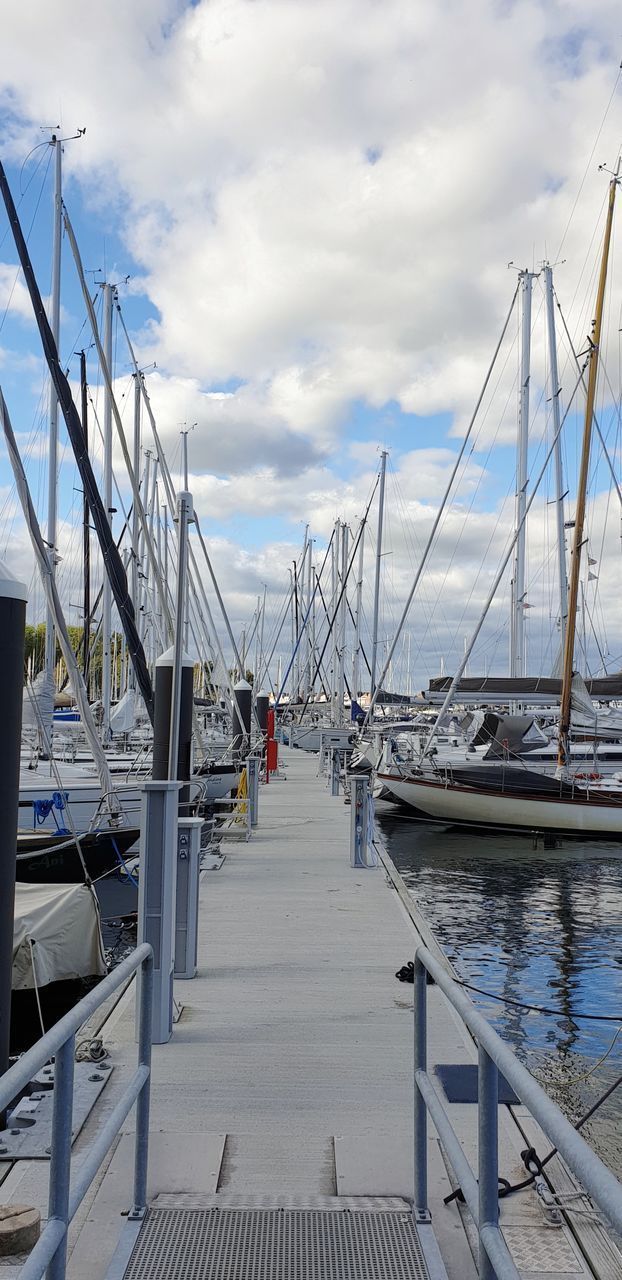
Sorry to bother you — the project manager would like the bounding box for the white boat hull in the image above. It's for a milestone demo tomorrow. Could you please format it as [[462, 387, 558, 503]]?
[[377, 771, 622, 838]]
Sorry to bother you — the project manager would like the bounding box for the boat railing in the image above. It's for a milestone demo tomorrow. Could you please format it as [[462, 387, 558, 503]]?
[[0, 943, 153, 1280], [123, 740, 152, 781], [88, 789, 131, 833], [412, 943, 622, 1279]]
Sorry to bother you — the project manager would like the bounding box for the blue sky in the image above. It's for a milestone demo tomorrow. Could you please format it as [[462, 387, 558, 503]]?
[[0, 0, 621, 687]]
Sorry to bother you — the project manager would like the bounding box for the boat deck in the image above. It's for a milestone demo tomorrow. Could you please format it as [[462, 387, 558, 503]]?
[[1, 747, 616, 1277]]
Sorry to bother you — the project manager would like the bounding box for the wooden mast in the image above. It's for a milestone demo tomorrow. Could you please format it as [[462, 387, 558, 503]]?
[[558, 161, 620, 768]]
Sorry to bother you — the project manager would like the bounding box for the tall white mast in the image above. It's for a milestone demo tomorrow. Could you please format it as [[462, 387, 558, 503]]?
[[352, 517, 365, 704], [101, 282, 114, 740], [544, 263, 569, 660], [181, 429, 191, 652], [510, 271, 533, 678], [370, 450, 387, 701], [303, 535, 312, 702], [337, 522, 349, 725], [44, 135, 63, 690], [330, 519, 339, 720], [131, 373, 141, 609], [129, 371, 142, 689], [138, 449, 152, 651]]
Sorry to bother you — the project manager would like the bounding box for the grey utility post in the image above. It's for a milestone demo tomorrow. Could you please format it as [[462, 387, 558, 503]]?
[[350, 775, 370, 867], [137, 780, 181, 1043], [175, 816, 203, 979], [247, 755, 259, 827], [0, 560, 27, 1095]]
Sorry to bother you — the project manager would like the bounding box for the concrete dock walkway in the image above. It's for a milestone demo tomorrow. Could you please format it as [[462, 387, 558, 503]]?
[[1, 747, 613, 1278]]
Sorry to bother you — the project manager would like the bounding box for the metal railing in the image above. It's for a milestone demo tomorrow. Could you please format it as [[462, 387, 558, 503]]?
[[0, 943, 153, 1280], [413, 943, 622, 1280]]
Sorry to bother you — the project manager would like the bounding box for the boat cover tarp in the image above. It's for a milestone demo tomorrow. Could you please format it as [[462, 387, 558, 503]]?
[[470, 712, 547, 756], [570, 672, 622, 737], [109, 687, 137, 735], [428, 673, 622, 701], [449, 765, 579, 799], [13, 883, 106, 990]]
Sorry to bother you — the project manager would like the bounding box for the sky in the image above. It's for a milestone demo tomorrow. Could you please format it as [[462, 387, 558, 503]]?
[[0, 0, 621, 693]]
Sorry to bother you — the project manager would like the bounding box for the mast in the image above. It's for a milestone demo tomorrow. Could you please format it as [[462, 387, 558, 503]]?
[[44, 134, 62, 692], [510, 270, 533, 679], [181, 429, 190, 651], [80, 350, 90, 688], [544, 264, 569, 661], [101, 282, 114, 737], [0, 165, 155, 723], [337, 522, 349, 724], [310, 566, 317, 702], [131, 374, 141, 608], [304, 539, 312, 702], [330, 521, 339, 720], [352, 517, 365, 704], [129, 371, 141, 688], [558, 162, 619, 768], [370, 450, 387, 702], [293, 558, 299, 700]]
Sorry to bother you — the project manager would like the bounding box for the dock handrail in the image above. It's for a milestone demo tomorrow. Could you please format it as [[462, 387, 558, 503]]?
[[413, 943, 622, 1280], [0, 943, 153, 1280]]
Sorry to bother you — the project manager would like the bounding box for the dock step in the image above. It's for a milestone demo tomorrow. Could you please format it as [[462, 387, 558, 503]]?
[[119, 1195, 435, 1279]]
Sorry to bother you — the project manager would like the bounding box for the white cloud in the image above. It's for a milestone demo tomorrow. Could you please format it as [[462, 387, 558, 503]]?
[[1, 0, 621, 684]]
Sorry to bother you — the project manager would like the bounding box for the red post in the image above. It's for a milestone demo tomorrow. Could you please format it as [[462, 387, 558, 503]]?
[[266, 709, 278, 776]]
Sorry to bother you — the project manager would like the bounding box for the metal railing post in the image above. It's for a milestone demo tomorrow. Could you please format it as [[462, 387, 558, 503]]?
[[46, 1034, 75, 1280], [478, 1044, 500, 1280], [132, 951, 154, 1217], [413, 954, 429, 1220]]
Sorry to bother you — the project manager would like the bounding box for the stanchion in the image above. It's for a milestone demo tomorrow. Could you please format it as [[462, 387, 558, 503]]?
[[137, 780, 182, 1043], [174, 816, 203, 979], [350, 775, 378, 869]]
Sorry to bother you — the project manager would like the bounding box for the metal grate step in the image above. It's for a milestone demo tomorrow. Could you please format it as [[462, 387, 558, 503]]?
[[122, 1201, 431, 1280]]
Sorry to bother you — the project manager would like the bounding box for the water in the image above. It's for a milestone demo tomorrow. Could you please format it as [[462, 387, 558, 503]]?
[[377, 808, 622, 1179]]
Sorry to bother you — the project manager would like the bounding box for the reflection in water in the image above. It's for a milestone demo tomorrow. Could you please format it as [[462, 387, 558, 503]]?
[[377, 811, 622, 1177]]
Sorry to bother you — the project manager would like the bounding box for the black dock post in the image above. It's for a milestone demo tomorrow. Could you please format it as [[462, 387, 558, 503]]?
[[0, 562, 27, 1090]]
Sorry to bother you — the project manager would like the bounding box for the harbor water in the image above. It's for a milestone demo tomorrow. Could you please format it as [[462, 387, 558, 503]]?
[[377, 808, 622, 1181]]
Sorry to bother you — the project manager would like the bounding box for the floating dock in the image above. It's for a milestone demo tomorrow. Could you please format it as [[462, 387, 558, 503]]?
[[1, 747, 620, 1278]]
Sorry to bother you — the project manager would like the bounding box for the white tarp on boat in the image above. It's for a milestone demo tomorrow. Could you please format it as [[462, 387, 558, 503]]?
[[13, 883, 106, 990], [22, 670, 55, 737], [109, 687, 137, 735], [570, 672, 622, 738]]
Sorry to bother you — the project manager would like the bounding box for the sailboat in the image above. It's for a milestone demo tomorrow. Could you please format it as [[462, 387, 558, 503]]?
[[378, 163, 622, 839]]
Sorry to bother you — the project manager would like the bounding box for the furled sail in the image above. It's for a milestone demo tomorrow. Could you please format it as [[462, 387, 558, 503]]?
[[21, 668, 55, 748]]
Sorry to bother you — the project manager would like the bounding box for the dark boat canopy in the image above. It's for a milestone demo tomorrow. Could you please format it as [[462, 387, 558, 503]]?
[[428, 674, 622, 704]]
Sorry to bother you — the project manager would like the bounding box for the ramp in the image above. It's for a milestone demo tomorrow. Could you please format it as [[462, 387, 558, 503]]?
[[117, 1195, 435, 1280]]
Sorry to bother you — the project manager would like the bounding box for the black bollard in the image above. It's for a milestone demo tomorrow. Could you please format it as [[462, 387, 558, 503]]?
[[152, 647, 194, 808], [232, 679, 252, 759], [0, 563, 27, 1086], [255, 691, 270, 735]]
